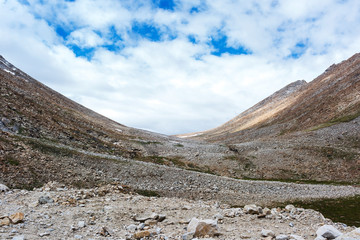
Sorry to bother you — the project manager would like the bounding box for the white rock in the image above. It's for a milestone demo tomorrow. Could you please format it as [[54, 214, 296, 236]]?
[[127, 224, 137, 232], [0, 184, 9, 192], [77, 221, 86, 228], [12, 236, 25, 240], [261, 229, 275, 237], [290, 234, 305, 240], [187, 218, 200, 233], [335, 228, 360, 240], [186, 218, 218, 237], [316, 225, 343, 239], [276, 235, 289, 240], [285, 205, 296, 213], [243, 204, 262, 214], [223, 208, 242, 218], [213, 213, 224, 220]]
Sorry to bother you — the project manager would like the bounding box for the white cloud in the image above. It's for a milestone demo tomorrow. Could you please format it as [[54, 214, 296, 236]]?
[[0, 0, 360, 135]]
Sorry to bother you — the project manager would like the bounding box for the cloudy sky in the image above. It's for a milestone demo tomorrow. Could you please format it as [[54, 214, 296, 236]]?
[[1, 0, 360, 135]]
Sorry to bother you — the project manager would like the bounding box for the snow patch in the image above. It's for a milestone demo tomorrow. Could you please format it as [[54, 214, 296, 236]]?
[[178, 133, 200, 138], [2, 68, 15, 75]]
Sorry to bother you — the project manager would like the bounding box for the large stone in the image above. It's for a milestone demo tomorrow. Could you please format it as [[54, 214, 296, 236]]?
[[290, 235, 305, 240], [223, 208, 242, 218], [243, 204, 262, 214], [12, 236, 25, 240], [186, 218, 219, 237], [9, 212, 24, 224], [261, 229, 275, 237], [0, 217, 11, 226], [133, 213, 159, 222], [316, 225, 342, 239], [276, 235, 289, 240], [0, 184, 9, 192], [133, 230, 151, 239], [38, 196, 54, 205], [194, 222, 219, 237], [335, 228, 360, 240], [187, 218, 200, 233], [285, 205, 296, 213]]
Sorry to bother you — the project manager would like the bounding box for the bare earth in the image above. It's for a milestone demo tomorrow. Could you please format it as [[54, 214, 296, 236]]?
[[1, 182, 359, 240]]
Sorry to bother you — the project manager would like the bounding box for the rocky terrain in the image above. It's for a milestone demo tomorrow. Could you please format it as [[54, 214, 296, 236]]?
[[0, 54, 360, 239], [1, 183, 359, 240]]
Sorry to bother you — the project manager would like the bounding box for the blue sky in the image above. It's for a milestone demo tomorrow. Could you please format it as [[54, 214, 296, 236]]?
[[1, 0, 360, 134]]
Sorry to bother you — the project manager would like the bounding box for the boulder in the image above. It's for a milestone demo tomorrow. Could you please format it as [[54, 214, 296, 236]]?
[[285, 205, 296, 213], [194, 222, 219, 237], [290, 234, 305, 240], [0, 217, 11, 226], [261, 229, 275, 237], [38, 196, 54, 204], [186, 218, 219, 237], [0, 184, 9, 192], [9, 212, 24, 224], [243, 204, 262, 214], [316, 225, 342, 239], [276, 235, 289, 240], [133, 230, 151, 239], [335, 228, 360, 240]]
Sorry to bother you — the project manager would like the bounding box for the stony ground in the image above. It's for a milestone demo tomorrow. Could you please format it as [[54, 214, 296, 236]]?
[[0, 183, 359, 240]]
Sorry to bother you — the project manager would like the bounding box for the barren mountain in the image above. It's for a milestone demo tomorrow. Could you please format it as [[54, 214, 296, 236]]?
[[0, 52, 359, 203], [179, 53, 360, 183]]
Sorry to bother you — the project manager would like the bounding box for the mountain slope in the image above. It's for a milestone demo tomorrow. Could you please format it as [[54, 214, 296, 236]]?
[[1, 54, 359, 190], [178, 53, 360, 182]]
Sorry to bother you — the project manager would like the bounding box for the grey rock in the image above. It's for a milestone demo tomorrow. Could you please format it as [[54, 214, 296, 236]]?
[[276, 235, 289, 240], [213, 213, 224, 220], [39, 232, 50, 237], [38, 196, 54, 205], [261, 229, 275, 237], [289, 234, 304, 240], [137, 223, 145, 230], [126, 224, 137, 232], [12, 236, 25, 240], [0, 184, 9, 192], [243, 204, 262, 214], [335, 228, 360, 240], [316, 225, 342, 239], [77, 221, 86, 228]]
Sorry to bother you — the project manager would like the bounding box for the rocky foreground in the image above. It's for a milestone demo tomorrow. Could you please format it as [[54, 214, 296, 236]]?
[[0, 183, 359, 240]]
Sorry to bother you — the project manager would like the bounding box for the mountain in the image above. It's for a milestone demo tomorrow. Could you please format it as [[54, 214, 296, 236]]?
[[179, 53, 360, 142], [0, 55, 234, 192], [0, 53, 359, 194], [178, 53, 360, 182]]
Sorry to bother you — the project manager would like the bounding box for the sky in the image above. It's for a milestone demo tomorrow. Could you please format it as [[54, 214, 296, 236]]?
[[1, 0, 360, 135]]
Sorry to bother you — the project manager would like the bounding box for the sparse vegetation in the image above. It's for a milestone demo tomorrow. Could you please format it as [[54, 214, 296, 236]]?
[[5, 156, 20, 166], [279, 195, 360, 227], [308, 111, 360, 131], [174, 143, 184, 147], [135, 189, 160, 197], [26, 139, 76, 157]]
